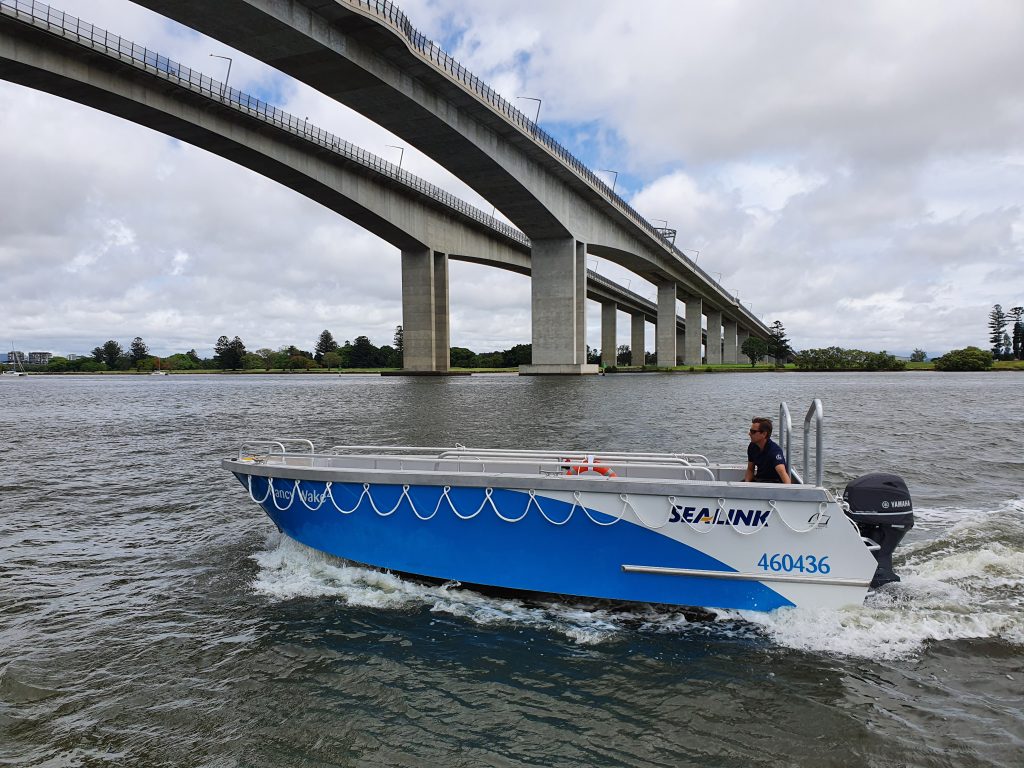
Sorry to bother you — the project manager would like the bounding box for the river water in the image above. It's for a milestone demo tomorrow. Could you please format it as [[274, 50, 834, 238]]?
[[1, 372, 1021, 767]]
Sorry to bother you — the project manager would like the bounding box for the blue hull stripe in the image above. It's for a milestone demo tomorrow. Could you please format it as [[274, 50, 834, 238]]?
[[239, 475, 793, 611]]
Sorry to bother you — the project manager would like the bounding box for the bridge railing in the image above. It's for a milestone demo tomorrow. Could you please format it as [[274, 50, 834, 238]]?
[[0, 0, 531, 249], [344, 0, 755, 322]]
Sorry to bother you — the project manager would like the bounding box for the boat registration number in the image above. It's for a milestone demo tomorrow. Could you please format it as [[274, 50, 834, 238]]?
[[756, 553, 831, 574]]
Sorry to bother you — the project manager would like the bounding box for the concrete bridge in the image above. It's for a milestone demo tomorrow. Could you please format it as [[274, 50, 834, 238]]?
[[0, 0, 717, 371], [131, 0, 770, 374]]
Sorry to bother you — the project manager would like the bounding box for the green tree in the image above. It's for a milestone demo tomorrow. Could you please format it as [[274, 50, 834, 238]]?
[[100, 340, 123, 368], [253, 348, 276, 370], [450, 347, 477, 368], [214, 335, 246, 369], [1009, 306, 1024, 360], [767, 320, 791, 365], [933, 346, 994, 371], [314, 330, 338, 362], [322, 351, 343, 370], [349, 336, 377, 368], [741, 337, 768, 367], [616, 345, 631, 365], [129, 337, 149, 365], [988, 304, 1008, 356], [393, 325, 404, 360], [910, 349, 927, 363]]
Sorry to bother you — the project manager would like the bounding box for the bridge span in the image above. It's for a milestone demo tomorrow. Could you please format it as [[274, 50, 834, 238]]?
[[0, 0, 719, 371], [131, 0, 770, 373]]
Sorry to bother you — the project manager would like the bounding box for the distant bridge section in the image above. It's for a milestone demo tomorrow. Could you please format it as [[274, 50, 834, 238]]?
[[0, 0, 702, 370], [131, 0, 770, 372]]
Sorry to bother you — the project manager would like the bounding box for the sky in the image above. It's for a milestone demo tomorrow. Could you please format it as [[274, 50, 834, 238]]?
[[2, 0, 1023, 358]]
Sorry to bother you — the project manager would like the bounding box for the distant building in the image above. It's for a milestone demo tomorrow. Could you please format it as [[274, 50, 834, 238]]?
[[6, 351, 25, 364], [28, 352, 52, 365], [67, 353, 82, 361]]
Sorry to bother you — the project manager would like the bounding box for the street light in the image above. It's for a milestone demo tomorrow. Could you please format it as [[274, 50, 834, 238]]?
[[599, 168, 619, 194], [680, 248, 700, 262], [515, 96, 542, 128], [386, 144, 405, 170], [209, 54, 232, 98]]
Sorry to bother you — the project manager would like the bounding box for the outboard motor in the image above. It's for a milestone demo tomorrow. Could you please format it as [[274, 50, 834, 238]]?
[[843, 473, 914, 588]]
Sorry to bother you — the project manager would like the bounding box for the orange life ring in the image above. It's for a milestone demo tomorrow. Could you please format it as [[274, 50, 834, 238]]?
[[563, 459, 617, 477]]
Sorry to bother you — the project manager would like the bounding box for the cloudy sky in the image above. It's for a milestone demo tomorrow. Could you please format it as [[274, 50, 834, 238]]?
[[2, 0, 1023, 358]]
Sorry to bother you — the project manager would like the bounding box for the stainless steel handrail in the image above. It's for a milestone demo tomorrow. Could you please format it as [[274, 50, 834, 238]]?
[[802, 399, 824, 487]]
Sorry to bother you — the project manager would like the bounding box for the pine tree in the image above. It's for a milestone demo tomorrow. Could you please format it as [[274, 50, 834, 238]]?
[[988, 304, 1007, 356], [129, 336, 149, 364], [767, 321, 791, 364]]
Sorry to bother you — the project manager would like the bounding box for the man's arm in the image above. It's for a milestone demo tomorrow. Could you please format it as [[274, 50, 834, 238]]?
[[775, 463, 792, 484], [744, 461, 755, 482]]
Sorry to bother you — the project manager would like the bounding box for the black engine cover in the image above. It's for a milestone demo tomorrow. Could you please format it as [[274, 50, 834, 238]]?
[[844, 473, 914, 588]]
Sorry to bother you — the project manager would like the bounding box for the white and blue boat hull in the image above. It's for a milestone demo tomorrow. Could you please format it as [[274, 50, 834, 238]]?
[[229, 460, 880, 613]]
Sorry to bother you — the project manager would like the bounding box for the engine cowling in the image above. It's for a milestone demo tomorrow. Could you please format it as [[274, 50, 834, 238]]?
[[843, 473, 914, 588]]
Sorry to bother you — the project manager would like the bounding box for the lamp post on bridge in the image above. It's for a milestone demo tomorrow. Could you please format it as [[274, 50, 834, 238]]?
[[515, 96, 542, 130], [386, 144, 405, 171], [599, 169, 619, 194], [209, 54, 232, 98], [679, 248, 700, 263]]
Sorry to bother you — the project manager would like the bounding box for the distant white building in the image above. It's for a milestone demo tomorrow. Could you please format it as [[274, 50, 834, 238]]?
[[67, 353, 82, 361], [28, 352, 52, 365]]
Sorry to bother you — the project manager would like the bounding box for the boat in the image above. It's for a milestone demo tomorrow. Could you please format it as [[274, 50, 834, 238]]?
[[2, 345, 27, 377], [223, 400, 914, 612]]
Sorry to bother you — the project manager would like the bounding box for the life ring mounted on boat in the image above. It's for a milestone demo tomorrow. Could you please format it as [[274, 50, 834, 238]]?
[[561, 455, 617, 478]]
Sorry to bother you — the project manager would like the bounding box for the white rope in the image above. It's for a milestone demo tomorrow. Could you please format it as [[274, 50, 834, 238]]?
[[532, 490, 574, 525], [293, 479, 332, 511], [267, 477, 295, 511], [364, 484, 411, 517], [772, 499, 825, 534], [247, 474, 272, 504], [625, 493, 671, 529], [674, 495, 715, 535], [494, 489, 530, 523], [726, 497, 767, 536], [580, 491, 621, 526], [327, 483, 366, 515]]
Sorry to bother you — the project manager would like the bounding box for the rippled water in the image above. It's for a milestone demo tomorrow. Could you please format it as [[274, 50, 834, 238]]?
[[1, 372, 1022, 767]]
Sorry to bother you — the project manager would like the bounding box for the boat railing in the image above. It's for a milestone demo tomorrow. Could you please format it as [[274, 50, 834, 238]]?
[[238, 442, 717, 481], [238, 438, 316, 466], [778, 402, 804, 484], [802, 399, 824, 487]]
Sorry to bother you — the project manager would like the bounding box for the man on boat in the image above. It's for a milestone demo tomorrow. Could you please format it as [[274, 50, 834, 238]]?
[[744, 417, 792, 483]]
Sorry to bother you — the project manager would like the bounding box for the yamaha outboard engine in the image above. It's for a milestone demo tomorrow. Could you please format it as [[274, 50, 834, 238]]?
[[843, 473, 914, 588]]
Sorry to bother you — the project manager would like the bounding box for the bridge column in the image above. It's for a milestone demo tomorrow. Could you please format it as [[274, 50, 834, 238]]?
[[737, 327, 750, 363], [656, 282, 677, 367], [631, 313, 646, 366], [685, 297, 703, 365], [401, 247, 447, 372], [723, 319, 738, 364], [601, 302, 617, 367], [433, 252, 450, 372], [677, 329, 686, 366], [706, 310, 723, 364], [520, 238, 597, 374]]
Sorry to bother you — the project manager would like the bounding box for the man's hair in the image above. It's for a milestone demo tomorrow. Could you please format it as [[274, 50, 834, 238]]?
[[751, 417, 773, 437]]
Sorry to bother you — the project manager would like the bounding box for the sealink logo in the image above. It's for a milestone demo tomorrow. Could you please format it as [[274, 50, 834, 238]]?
[[669, 505, 771, 527]]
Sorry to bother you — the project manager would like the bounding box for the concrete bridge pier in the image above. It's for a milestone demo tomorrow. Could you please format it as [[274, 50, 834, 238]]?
[[676, 330, 686, 366], [631, 313, 646, 366], [656, 282, 677, 367], [724, 319, 738, 364], [401, 247, 450, 372], [685, 297, 703, 365], [706, 310, 723, 364], [737, 327, 750, 362], [601, 301, 617, 368], [520, 238, 598, 374]]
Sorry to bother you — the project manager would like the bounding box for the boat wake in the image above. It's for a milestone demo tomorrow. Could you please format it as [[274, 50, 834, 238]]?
[[249, 498, 1024, 658]]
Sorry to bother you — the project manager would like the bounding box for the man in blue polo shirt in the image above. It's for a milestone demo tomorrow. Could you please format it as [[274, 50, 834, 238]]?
[[744, 417, 792, 483]]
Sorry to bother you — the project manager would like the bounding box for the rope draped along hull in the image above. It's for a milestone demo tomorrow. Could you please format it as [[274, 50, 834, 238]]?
[[224, 438, 880, 613]]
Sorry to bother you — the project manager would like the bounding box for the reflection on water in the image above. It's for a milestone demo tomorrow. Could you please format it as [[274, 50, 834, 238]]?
[[1, 372, 1022, 767]]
